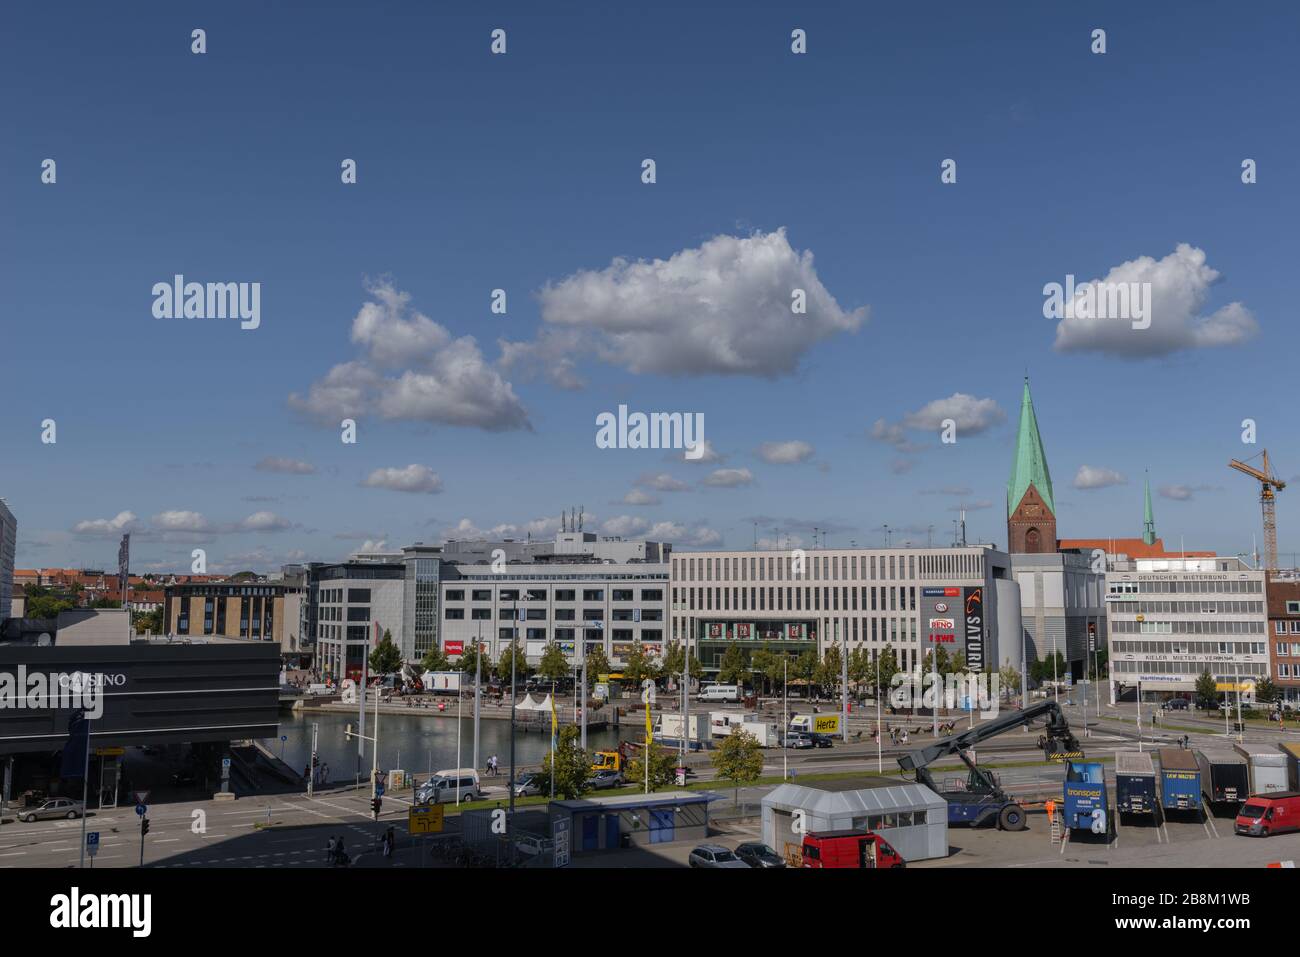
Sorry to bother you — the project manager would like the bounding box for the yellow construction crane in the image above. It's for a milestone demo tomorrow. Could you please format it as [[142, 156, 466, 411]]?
[[1228, 450, 1286, 573]]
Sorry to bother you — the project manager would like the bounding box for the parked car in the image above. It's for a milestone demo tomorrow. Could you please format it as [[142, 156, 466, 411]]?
[[735, 841, 786, 868], [687, 844, 751, 868], [19, 798, 85, 822], [784, 732, 814, 750], [809, 732, 835, 749], [1163, 698, 1190, 711], [514, 835, 551, 857], [512, 772, 545, 797], [1235, 792, 1300, 836], [170, 770, 198, 788], [587, 769, 625, 790], [416, 768, 483, 804]]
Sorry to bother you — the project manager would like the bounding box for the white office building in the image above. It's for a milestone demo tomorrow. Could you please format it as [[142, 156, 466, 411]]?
[[669, 546, 1022, 678], [1106, 557, 1268, 703]]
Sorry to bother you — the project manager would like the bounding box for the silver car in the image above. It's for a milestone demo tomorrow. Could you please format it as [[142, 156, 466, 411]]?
[[20, 798, 85, 822], [586, 770, 625, 790], [688, 844, 751, 869]]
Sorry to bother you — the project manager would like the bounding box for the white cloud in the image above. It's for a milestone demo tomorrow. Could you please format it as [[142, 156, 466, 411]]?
[[868, 419, 927, 454], [240, 511, 293, 532], [672, 439, 723, 464], [900, 394, 1006, 435], [947, 500, 993, 511], [361, 464, 444, 495], [1073, 465, 1127, 490], [153, 510, 214, 533], [602, 515, 650, 537], [758, 440, 814, 464], [72, 511, 139, 537], [255, 456, 316, 475], [358, 539, 390, 552], [703, 468, 754, 488], [290, 280, 530, 431], [504, 228, 866, 380], [443, 514, 570, 541], [621, 489, 661, 506], [1159, 483, 1218, 501], [645, 522, 722, 547], [1052, 244, 1258, 358], [638, 473, 690, 492]]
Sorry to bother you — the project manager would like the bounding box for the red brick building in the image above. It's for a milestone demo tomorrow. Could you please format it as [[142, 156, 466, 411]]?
[[1267, 579, 1300, 707]]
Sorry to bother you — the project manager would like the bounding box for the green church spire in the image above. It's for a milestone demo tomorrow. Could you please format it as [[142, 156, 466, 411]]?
[[1007, 378, 1055, 516], [1142, 471, 1156, 545]]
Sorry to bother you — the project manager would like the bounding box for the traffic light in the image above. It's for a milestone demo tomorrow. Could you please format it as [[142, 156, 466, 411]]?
[[371, 797, 382, 819], [141, 816, 150, 836]]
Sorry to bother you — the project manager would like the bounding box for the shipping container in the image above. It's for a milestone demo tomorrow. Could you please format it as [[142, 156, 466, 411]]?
[[1280, 742, 1300, 791], [1196, 749, 1249, 808], [1062, 761, 1109, 833], [1157, 748, 1202, 812], [1233, 744, 1289, 794], [1115, 750, 1158, 819]]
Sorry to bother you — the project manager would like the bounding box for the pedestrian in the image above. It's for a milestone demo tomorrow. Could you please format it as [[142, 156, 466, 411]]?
[[326, 835, 337, 864], [322, 763, 330, 785], [383, 826, 395, 858]]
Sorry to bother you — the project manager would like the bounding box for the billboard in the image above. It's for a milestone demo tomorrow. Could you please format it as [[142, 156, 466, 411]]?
[[963, 587, 985, 671], [444, 640, 464, 655]]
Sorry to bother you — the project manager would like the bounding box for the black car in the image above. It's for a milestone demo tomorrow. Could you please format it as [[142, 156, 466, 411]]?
[[735, 842, 786, 868], [809, 732, 835, 749], [1163, 698, 1190, 711]]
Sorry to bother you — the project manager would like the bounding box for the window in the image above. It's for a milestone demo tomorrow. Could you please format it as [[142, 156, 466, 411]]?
[[444, 608, 465, 619], [499, 590, 519, 601], [583, 609, 604, 621], [1288, 601, 1300, 615], [471, 608, 491, 620], [347, 606, 370, 622], [555, 608, 576, 621], [527, 589, 546, 601], [583, 589, 604, 601], [445, 589, 465, 601], [612, 589, 633, 601], [641, 589, 663, 601], [526, 608, 546, 620], [347, 588, 371, 603], [472, 589, 492, 601]]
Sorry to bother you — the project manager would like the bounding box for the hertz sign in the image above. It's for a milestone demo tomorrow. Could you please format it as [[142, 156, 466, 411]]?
[[963, 587, 984, 672]]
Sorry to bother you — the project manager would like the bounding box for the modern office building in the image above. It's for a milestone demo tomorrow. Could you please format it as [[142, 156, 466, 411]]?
[[308, 559, 406, 681], [1106, 556, 1268, 704], [0, 498, 15, 621], [1265, 577, 1300, 707], [163, 580, 307, 659], [669, 545, 1021, 678], [437, 533, 670, 666]]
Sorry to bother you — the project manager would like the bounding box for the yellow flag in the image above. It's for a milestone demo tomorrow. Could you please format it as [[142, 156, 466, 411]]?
[[550, 690, 557, 742], [645, 699, 653, 741]]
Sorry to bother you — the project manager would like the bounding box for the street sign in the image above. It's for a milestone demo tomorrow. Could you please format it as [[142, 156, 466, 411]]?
[[135, 804, 146, 817], [408, 804, 444, 834], [552, 816, 570, 868], [280, 735, 287, 742], [94, 747, 125, 757], [86, 832, 99, 858], [133, 790, 150, 805], [375, 783, 385, 797]]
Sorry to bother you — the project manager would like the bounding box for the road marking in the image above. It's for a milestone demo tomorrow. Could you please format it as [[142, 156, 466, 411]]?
[[0, 851, 27, 858]]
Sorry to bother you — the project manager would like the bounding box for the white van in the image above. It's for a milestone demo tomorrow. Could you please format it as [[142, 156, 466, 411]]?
[[417, 768, 483, 804], [697, 684, 741, 703]]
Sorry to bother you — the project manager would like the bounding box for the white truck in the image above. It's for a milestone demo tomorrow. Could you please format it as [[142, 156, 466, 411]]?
[[697, 684, 742, 703], [711, 716, 780, 748]]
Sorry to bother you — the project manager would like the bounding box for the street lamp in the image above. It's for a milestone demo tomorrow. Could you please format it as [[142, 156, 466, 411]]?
[[508, 591, 530, 823]]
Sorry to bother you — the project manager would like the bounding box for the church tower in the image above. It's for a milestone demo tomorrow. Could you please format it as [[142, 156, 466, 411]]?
[[1007, 378, 1057, 553]]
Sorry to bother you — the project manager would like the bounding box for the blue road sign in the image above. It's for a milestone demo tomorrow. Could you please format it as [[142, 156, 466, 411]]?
[[86, 832, 99, 846], [135, 803, 147, 817], [375, 783, 385, 797], [281, 735, 287, 742]]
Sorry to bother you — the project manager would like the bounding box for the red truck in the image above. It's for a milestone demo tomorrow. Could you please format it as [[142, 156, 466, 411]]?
[[800, 830, 906, 868]]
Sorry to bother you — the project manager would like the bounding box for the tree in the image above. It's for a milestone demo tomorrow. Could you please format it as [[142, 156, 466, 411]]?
[[537, 641, 569, 681], [716, 644, 749, 686], [755, 646, 787, 694], [815, 644, 843, 698], [368, 629, 403, 675], [132, 608, 162, 635], [793, 649, 817, 696], [750, 648, 776, 694], [949, 651, 967, 674], [27, 594, 75, 620], [922, 645, 953, 677], [625, 743, 678, 792], [91, 597, 121, 609], [585, 644, 611, 679], [661, 640, 702, 682], [419, 647, 450, 673], [457, 642, 491, 678], [1030, 652, 1067, 685], [1194, 669, 1220, 709], [999, 663, 1022, 699], [620, 643, 658, 688], [876, 645, 900, 696], [848, 648, 874, 701], [540, 725, 591, 799], [711, 728, 765, 806], [498, 640, 528, 681], [1087, 648, 1109, 680], [1254, 677, 1281, 707]]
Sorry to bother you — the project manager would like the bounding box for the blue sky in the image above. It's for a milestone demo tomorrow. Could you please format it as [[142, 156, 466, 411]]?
[[3, 1, 1299, 573]]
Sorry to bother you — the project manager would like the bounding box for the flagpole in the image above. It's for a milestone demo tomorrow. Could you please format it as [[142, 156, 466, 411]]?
[[78, 714, 90, 869]]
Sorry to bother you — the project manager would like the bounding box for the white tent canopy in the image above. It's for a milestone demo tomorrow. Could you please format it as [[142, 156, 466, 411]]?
[[515, 694, 541, 711]]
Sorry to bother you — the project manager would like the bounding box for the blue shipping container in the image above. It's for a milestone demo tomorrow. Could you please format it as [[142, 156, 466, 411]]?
[[1063, 761, 1108, 832], [1158, 748, 1201, 811]]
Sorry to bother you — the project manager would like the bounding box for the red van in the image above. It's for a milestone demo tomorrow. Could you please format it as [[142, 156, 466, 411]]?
[[1234, 792, 1300, 836], [801, 830, 905, 868]]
